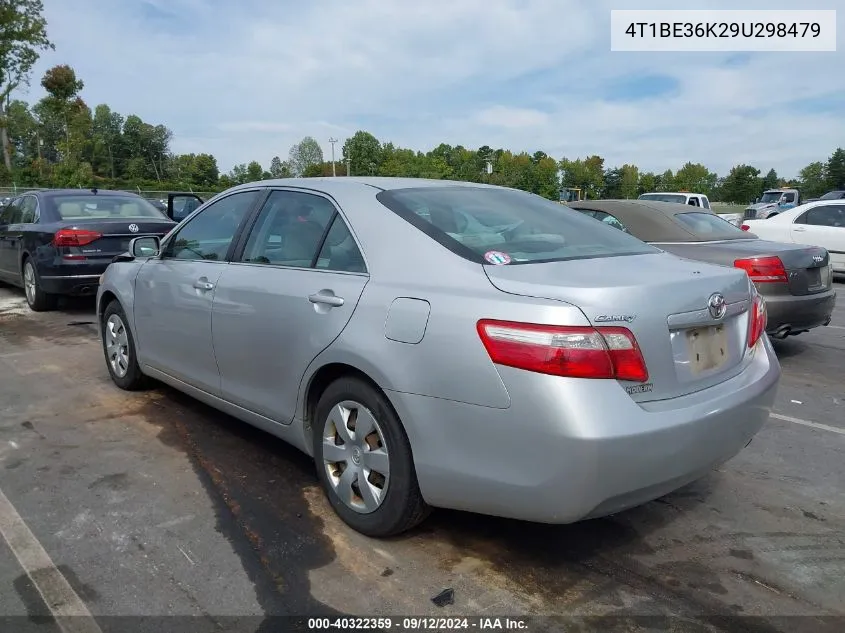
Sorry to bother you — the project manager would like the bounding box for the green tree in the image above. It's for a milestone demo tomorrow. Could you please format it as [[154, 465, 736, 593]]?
[[798, 161, 827, 199], [343, 130, 382, 176], [674, 162, 717, 196], [619, 164, 639, 199], [246, 160, 263, 182], [0, 0, 53, 173], [288, 136, 323, 176], [761, 168, 779, 191], [268, 155, 291, 178], [560, 155, 604, 199], [637, 172, 657, 195], [825, 148, 845, 190], [720, 164, 761, 204]]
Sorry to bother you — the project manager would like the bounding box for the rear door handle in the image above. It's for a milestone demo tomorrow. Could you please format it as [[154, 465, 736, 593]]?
[[308, 292, 344, 307], [193, 279, 215, 291]]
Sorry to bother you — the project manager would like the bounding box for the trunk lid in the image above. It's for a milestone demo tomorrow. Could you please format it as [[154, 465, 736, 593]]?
[[56, 218, 176, 261], [484, 252, 754, 403], [660, 239, 831, 296]]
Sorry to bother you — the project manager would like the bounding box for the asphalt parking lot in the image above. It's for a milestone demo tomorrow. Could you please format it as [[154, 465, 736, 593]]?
[[0, 282, 843, 633]]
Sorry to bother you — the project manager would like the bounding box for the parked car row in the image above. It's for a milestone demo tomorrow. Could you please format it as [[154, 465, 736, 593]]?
[[94, 177, 784, 537]]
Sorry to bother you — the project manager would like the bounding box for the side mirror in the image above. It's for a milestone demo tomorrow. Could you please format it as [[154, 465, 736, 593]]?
[[130, 236, 160, 258], [167, 193, 204, 221]]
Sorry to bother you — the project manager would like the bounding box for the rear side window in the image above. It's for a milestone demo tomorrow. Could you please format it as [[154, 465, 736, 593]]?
[[638, 193, 687, 204], [377, 187, 657, 265], [673, 212, 747, 236], [50, 195, 167, 220], [804, 205, 845, 227]]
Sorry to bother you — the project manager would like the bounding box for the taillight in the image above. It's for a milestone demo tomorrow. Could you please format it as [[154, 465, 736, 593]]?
[[740, 224, 750, 231], [53, 228, 102, 247], [747, 293, 767, 348], [733, 256, 787, 283], [476, 320, 649, 382]]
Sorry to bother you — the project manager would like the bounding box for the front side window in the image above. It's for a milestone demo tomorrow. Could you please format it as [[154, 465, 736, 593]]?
[[673, 212, 748, 237], [687, 197, 700, 207], [782, 193, 796, 203], [0, 199, 21, 224], [50, 194, 168, 220], [241, 190, 335, 268], [164, 190, 260, 261], [805, 205, 845, 227], [378, 187, 657, 265]]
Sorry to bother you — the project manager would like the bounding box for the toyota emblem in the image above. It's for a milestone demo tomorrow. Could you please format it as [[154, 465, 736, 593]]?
[[708, 293, 727, 320], [128, 224, 139, 233]]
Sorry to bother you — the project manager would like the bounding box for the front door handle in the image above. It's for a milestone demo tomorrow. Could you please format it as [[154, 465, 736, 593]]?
[[308, 291, 344, 307], [793, 227, 807, 232], [193, 279, 215, 291]]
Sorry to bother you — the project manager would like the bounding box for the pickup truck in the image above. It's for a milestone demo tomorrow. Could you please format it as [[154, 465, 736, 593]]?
[[638, 192, 711, 208], [743, 188, 800, 221]]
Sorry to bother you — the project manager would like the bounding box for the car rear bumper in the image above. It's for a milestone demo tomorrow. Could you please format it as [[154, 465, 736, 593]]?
[[389, 335, 780, 524], [39, 273, 103, 296], [764, 288, 836, 334]]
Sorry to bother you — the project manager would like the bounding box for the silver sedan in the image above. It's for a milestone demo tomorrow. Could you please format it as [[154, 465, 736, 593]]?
[[96, 178, 781, 537]]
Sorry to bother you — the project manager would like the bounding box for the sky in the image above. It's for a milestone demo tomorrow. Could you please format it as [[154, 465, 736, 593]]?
[[20, 0, 845, 179]]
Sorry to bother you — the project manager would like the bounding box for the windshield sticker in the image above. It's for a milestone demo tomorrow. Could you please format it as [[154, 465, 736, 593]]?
[[484, 250, 512, 265]]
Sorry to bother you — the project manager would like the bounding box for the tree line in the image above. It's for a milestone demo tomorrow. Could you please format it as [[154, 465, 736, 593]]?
[[1, 1, 843, 203]]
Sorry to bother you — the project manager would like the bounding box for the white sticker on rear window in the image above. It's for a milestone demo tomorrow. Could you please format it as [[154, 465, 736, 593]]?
[[484, 250, 511, 265]]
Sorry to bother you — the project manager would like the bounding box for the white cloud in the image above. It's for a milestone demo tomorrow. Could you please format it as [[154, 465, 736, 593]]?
[[21, 0, 845, 178]]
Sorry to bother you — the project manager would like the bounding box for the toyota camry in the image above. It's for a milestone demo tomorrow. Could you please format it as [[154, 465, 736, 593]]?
[[96, 178, 781, 537]]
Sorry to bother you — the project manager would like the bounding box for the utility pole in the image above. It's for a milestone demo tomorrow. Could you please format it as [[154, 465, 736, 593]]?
[[346, 158, 351, 177], [328, 137, 337, 177]]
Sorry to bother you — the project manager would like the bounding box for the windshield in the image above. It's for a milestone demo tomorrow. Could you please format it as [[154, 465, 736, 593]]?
[[673, 212, 751, 239], [638, 193, 687, 204], [759, 192, 784, 204], [50, 194, 168, 220], [377, 187, 658, 265], [819, 191, 845, 200]]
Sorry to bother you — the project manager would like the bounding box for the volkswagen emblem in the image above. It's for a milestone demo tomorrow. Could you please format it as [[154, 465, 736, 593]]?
[[128, 224, 139, 233], [708, 293, 727, 320], [812, 254, 823, 263]]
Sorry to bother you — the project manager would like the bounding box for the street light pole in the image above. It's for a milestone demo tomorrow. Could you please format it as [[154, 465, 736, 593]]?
[[346, 158, 351, 177], [328, 137, 337, 177]]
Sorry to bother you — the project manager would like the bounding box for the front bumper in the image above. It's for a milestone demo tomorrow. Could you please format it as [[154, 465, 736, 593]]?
[[389, 336, 780, 524], [764, 288, 836, 334]]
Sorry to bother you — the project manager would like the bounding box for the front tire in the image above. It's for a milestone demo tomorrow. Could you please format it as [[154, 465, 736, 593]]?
[[101, 300, 148, 390], [313, 377, 429, 537], [22, 258, 58, 312]]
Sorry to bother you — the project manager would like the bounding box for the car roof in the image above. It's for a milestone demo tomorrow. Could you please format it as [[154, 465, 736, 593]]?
[[223, 176, 506, 196], [569, 199, 741, 242], [24, 188, 144, 198]]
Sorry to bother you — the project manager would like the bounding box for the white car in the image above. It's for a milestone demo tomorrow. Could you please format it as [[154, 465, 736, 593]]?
[[742, 201, 845, 274]]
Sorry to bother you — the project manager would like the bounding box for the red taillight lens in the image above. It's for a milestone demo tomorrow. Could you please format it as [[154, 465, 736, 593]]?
[[740, 224, 750, 231], [747, 294, 767, 348], [52, 228, 102, 248], [733, 256, 787, 283], [476, 320, 649, 382]]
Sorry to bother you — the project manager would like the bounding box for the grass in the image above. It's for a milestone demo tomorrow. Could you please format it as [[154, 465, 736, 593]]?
[[711, 203, 746, 215]]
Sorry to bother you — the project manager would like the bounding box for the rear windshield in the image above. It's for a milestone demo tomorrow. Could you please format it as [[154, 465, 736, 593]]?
[[820, 191, 845, 200], [376, 187, 657, 265], [673, 212, 750, 239], [49, 195, 167, 220], [638, 193, 687, 204]]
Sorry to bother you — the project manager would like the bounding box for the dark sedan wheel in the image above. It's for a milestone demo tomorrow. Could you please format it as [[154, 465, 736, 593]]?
[[22, 258, 58, 312], [102, 301, 148, 390], [313, 377, 429, 537]]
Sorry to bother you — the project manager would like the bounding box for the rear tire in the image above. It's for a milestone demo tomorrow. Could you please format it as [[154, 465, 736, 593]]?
[[22, 258, 58, 312], [101, 300, 148, 391], [313, 377, 430, 537]]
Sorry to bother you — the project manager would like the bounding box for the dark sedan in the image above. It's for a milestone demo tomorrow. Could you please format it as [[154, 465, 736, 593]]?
[[570, 199, 836, 339], [0, 189, 176, 311]]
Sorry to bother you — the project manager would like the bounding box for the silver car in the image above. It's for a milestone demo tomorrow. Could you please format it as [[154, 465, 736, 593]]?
[[97, 178, 781, 537]]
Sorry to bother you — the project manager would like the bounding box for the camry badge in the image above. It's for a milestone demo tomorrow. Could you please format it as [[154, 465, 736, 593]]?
[[708, 293, 727, 320], [128, 224, 139, 233], [594, 314, 636, 323]]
